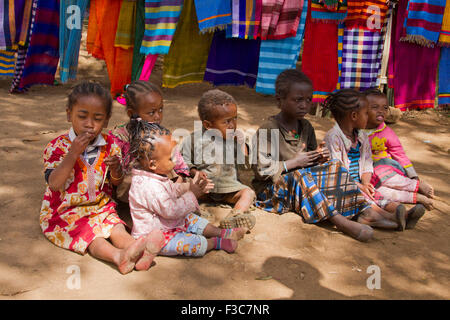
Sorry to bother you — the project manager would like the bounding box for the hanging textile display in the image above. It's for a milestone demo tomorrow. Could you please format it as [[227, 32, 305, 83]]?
[[260, 0, 303, 40], [439, 0, 450, 45], [226, 0, 262, 39], [203, 30, 261, 88], [194, 0, 232, 33], [255, 0, 308, 95], [17, 0, 33, 47], [302, 1, 339, 102], [401, 0, 446, 47], [132, 0, 146, 81], [0, 49, 16, 76], [345, 0, 388, 33], [162, 0, 213, 88], [438, 47, 450, 105], [10, 0, 59, 93], [311, 0, 347, 23], [388, 0, 440, 110], [0, 0, 32, 50], [115, 0, 137, 50], [140, 0, 184, 55], [59, 0, 89, 83], [0, 0, 13, 50]]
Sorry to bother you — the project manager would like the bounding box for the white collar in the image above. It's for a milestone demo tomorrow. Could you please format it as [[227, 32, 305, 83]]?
[[68, 127, 107, 149], [332, 122, 366, 151]]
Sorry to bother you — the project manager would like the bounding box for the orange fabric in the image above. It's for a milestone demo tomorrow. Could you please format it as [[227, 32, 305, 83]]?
[[86, 0, 133, 96]]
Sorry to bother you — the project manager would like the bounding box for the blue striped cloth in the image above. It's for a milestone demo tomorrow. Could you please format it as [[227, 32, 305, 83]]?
[[59, 0, 89, 83], [255, 0, 308, 95], [347, 142, 361, 183], [0, 49, 16, 76]]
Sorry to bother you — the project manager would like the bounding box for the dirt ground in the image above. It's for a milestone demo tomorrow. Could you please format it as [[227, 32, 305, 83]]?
[[0, 37, 449, 300]]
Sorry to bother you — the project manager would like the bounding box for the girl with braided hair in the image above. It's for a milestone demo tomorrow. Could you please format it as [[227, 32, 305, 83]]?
[[40, 81, 164, 274], [323, 88, 425, 231], [127, 120, 249, 256]]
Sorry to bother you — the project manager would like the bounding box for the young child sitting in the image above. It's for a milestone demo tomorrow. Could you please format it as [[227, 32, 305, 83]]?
[[323, 89, 426, 231], [109, 81, 192, 203], [363, 88, 434, 213], [127, 120, 248, 256], [180, 89, 256, 230], [40, 81, 164, 274]]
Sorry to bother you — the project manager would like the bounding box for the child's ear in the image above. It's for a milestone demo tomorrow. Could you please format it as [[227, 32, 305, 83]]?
[[202, 120, 212, 130], [351, 111, 358, 121], [148, 160, 157, 171], [126, 109, 134, 118], [275, 94, 282, 108], [66, 108, 71, 122]]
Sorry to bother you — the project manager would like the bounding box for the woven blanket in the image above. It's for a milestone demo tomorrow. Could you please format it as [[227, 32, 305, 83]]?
[[255, 0, 308, 94], [439, 0, 450, 45], [260, 0, 303, 40], [226, 0, 262, 39], [0, 49, 15, 76], [438, 47, 450, 105], [194, 0, 232, 33], [345, 0, 388, 33], [311, 0, 347, 23], [115, 0, 137, 50]]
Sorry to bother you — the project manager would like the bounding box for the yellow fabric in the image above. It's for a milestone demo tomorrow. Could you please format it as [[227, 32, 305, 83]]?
[[439, 0, 450, 45], [114, 0, 136, 50]]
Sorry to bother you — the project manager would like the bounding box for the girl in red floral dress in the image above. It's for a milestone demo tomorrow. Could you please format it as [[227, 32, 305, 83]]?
[[40, 81, 164, 274]]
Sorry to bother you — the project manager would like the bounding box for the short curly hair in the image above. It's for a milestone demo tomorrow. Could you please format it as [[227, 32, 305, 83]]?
[[275, 69, 313, 100], [197, 89, 237, 121]]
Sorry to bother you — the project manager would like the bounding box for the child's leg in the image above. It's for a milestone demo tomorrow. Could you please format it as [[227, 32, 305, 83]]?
[[203, 223, 247, 241], [328, 214, 374, 242], [356, 206, 399, 229], [223, 188, 256, 212], [377, 186, 416, 204], [382, 174, 419, 193]]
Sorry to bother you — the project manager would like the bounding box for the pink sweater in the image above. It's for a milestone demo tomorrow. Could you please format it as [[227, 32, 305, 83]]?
[[365, 123, 418, 178], [129, 169, 199, 239]]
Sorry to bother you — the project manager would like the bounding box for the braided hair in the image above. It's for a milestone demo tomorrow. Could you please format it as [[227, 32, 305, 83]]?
[[123, 80, 163, 114], [322, 88, 366, 120], [126, 116, 171, 165], [67, 80, 112, 117]]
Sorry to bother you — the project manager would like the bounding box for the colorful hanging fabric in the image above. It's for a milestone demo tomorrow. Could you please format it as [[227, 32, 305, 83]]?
[[86, 0, 104, 60], [132, 0, 145, 80], [439, 1, 450, 45], [260, 0, 303, 40], [194, 0, 232, 33], [345, 0, 388, 33], [140, 0, 184, 55], [0, 0, 13, 49], [255, 0, 308, 94], [163, 0, 213, 88], [59, 0, 89, 83], [438, 47, 450, 105], [301, 1, 339, 102], [115, 0, 137, 50], [10, 0, 59, 93], [17, 0, 33, 46], [311, 0, 347, 23], [401, 0, 446, 47], [203, 30, 261, 88], [388, 0, 440, 110], [226, 0, 262, 39], [338, 7, 390, 90], [0, 49, 16, 76]]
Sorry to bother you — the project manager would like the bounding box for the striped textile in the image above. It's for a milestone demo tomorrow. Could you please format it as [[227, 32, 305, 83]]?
[[347, 142, 361, 183], [59, 0, 89, 83], [0, 49, 16, 76], [336, 23, 344, 90], [345, 0, 388, 33], [226, 0, 262, 39], [194, 0, 232, 33], [438, 47, 450, 105], [311, 0, 347, 23], [260, 0, 303, 40], [255, 0, 308, 95], [0, 0, 12, 49], [17, 0, 33, 46], [132, 0, 146, 80], [10, 0, 59, 93], [401, 0, 446, 47], [256, 159, 370, 224], [203, 30, 261, 88], [115, 0, 137, 50], [302, 0, 339, 102], [439, 0, 450, 45], [140, 0, 184, 55], [162, 0, 213, 88], [388, 0, 440, 110]]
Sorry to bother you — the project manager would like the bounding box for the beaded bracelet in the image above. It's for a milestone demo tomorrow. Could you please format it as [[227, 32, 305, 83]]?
[[110, 170, 124, 180], [283, 161, 288, 173]]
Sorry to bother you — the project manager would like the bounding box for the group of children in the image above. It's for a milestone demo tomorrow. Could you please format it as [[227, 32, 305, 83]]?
[[39, 69, 435, 274]]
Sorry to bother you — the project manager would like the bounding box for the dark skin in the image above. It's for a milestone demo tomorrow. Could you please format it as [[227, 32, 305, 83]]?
[[275, 81, 330, 171], [48, 95, 123, 191]]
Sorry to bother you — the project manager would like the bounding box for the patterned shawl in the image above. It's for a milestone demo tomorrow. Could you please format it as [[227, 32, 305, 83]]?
[[345, 0, 388, 33], [260, 0, 303, 40], [0, 49, 16, 76], [115, 0, 137, 50], [438, 47, 450, 106], [311, 0, 347, 23], [226, 0, 262, 39], [439, 0, 450, 46], [194, 0, 232, 33]]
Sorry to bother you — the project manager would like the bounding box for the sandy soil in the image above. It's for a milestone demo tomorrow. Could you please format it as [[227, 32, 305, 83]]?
[[0, 37, 449, 300]]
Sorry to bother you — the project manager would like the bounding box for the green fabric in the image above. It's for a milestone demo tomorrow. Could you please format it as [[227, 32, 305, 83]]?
[[131, 0, 145, 81], [114, 0, 136, 49]]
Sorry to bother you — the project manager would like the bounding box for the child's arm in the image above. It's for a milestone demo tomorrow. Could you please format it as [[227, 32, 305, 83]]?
[[385, 127, 418, 178], [48, 131, 94, 191], [152, 188, 199, 221]]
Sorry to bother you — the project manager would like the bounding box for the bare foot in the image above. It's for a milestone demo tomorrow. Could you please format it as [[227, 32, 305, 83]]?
[[117, 237, 147, 275], [357, 209, 399, 229], [135, 230, 165, 271], [416, 194, 434, 210], [418, 180, 434, 198]]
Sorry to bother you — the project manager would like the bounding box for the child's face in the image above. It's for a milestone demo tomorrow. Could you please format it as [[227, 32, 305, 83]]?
[[203, 103, 238, 140], [146, 134, 177, 176], [130, 92, 164, 124], [278, 81, 313, 120], [67, 95, 109, 142], [353, 97, 370, 130], [366, 95, 388, 129]]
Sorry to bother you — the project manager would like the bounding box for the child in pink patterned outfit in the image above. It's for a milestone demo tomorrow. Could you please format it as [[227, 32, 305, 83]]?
[[127, 119, 249, 256], [109, 81, 192, 203], [363, 89, 434, 212]]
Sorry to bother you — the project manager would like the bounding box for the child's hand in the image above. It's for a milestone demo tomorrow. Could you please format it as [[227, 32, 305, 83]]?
[[357, 182, 376, 201], [294, 143, 321, 168], [104, 155, 121, 171], [316, 142, 330, 164], [190, 172, 214, 198], [70, 130, 95, 156]]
